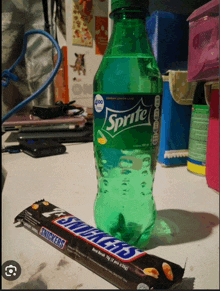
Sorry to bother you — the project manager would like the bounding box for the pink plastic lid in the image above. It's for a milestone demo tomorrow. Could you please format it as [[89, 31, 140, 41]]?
[[187, 0, 219, 22]]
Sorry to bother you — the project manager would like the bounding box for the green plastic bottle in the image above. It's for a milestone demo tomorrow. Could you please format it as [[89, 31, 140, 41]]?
[[93, 0, 163, 248]]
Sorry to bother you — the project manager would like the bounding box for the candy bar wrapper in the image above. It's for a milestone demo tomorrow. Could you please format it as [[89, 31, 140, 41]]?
[[14, 200, 185, 290]]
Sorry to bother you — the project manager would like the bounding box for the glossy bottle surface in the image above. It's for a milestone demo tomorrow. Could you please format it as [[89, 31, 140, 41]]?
[[93, 9, 163, 248]]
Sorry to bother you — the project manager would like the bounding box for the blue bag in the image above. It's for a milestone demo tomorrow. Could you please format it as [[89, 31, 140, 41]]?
[[146, 11, 189, 74], [158, 71, 197, 166]]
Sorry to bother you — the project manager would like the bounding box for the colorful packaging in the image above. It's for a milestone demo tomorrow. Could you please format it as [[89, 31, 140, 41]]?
[[14, 200, 185, 290], [187, 105, 210, 176]]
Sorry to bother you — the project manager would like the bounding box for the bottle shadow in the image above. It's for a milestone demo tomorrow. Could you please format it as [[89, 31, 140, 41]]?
[[141, 209, 219, 250], [171, 277, 195, 290]]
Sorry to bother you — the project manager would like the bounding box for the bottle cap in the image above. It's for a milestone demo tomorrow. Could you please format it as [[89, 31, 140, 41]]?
[[111, 0, 149, 12]]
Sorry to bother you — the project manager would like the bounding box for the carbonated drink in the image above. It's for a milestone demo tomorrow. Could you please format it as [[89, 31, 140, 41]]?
[[93, 0, 163, 248]]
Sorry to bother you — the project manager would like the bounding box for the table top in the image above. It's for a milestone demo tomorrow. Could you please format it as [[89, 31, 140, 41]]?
[[2, 133, 219, 290]]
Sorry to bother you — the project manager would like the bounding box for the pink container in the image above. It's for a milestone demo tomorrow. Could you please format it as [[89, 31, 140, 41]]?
[[187, 0, 219, 82], [205, 82, 219, 192]]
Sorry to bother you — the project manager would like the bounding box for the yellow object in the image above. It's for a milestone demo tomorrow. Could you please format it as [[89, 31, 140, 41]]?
[[143, 268, 159, 279], [32, 204, 39, 210], [162, 262, 174, 281], [97, 130, 107, 144], [98, 138, 107, 145], [187, 161, 206, 176]]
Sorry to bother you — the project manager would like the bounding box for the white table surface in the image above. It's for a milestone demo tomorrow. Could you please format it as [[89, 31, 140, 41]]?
[[2, 133, 219, 290]]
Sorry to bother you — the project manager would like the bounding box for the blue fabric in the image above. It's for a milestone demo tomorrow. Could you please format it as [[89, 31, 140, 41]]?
[[146, 11, 189, 74], [158, 81, 192, 166], [188, 158, 204, 166]]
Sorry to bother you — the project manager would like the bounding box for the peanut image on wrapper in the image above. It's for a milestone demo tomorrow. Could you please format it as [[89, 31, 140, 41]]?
[[143, 268, 159, 279], [32, 204, 39, 210], [162, 262, 174, 281]]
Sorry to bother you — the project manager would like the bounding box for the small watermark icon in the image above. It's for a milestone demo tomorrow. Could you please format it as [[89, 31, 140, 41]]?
[[2, 260, 21, 281]]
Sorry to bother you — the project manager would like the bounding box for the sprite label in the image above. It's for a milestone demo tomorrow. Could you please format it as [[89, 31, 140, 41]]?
[[94, 94, 162, 150]]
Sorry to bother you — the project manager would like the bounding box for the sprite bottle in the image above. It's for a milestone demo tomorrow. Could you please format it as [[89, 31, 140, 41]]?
[[93, 0, 163, 248]]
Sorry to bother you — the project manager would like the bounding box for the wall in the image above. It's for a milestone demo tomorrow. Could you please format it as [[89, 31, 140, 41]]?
[[65, 0, 109, 108]]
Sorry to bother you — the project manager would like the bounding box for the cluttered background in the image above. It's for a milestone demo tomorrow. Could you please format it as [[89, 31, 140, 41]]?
[[1, 0, 219, 290]]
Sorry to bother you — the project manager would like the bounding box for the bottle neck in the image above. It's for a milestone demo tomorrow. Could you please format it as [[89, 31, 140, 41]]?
[[105, 9, 152, 56], [110, 9, 147, 21]]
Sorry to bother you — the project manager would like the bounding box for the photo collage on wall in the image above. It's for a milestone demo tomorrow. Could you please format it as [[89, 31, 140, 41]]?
[[95, 16, 108, 55], [70, 0, 108, 106], [72, 0, 93, 47], [72, 0, 108, 51]]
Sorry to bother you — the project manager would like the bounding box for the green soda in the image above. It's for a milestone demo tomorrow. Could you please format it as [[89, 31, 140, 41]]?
[[93, 0, 163, 248]]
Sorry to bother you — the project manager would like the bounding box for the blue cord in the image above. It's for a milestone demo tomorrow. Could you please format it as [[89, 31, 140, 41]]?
[[2, 29, 62, 124]]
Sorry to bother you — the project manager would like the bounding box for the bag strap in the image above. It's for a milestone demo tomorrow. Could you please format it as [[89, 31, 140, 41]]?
[[42, 0, 60, 40], [42, 0, 50, 33], [51, 0, 63, 42], [51, 0, 57, 40]]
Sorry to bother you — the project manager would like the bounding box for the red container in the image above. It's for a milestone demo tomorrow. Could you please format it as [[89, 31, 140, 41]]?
[[205, 82, 219, 192], [187, 0, 219, 82]]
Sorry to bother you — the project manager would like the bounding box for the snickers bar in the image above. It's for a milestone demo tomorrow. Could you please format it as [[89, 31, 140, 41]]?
[[14, 200, 185, 289]]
